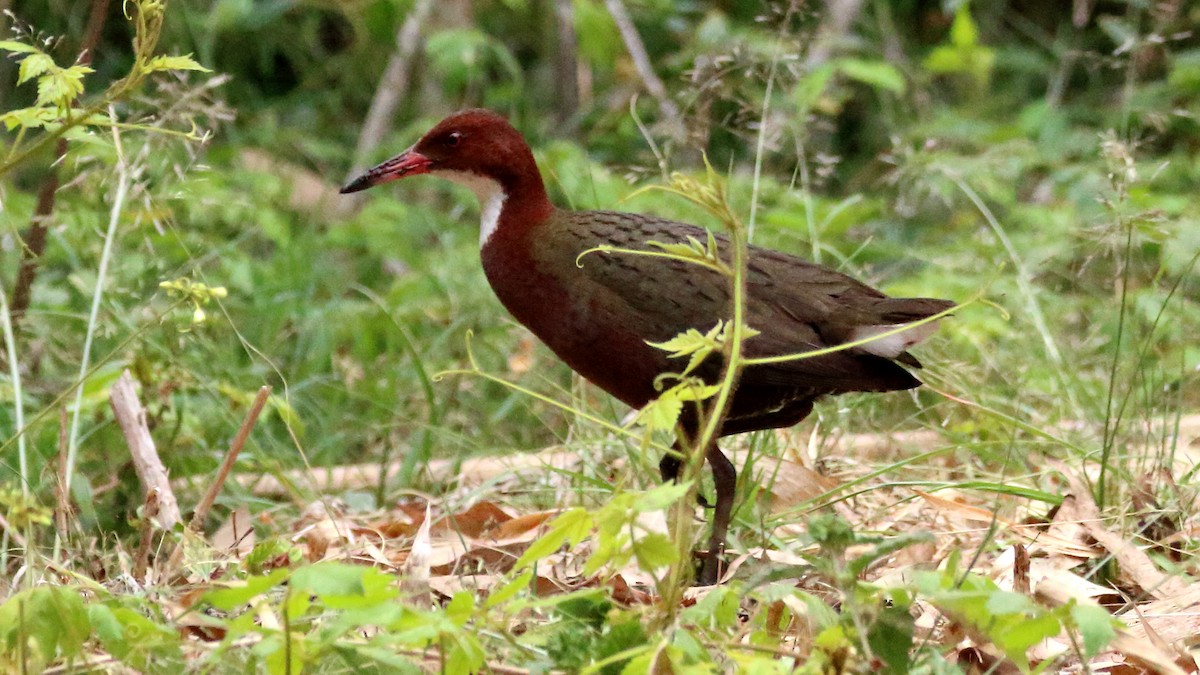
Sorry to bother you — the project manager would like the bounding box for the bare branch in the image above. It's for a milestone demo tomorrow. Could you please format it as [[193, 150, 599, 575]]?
[[109, 370, 181, 530], [603, 0, 681, 125]]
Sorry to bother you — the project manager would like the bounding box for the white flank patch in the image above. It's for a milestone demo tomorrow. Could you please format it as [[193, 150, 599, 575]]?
[[849, 321, 940, 358], [431, 170, 507, 247]]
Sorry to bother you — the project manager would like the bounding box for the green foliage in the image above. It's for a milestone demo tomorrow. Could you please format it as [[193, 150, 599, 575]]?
[[0, 0, 1195, 670], [924, 4, 996, 91], [0, 0, 211, 176], [0, 39, 94, 111], [0, 586, 90, 669], [916, 561, 1120, 670]]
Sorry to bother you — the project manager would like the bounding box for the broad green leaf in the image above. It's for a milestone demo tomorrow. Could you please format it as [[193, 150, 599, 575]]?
[[87, 605, 183, 670], [0, 587, 90, 664], [993, 612, 1059, 664], [1070, 604, 1118, 656], [682, 585, 740, 630], [633, 532, 677, 571], [634, 389, 683, 432], [924, 46, 966, 73], [635, 380, 720, 432], [984, 590, 1035, 615], [794, 63, 836, 110], [291, 562, 367, 598], [445, 633, 486, 675], [635, 481, 691, 512], [867, 604, 914, 675], [445, 591, 475, 626]]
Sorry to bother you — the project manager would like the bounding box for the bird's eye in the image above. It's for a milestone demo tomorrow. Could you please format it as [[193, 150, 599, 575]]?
[[445, 132, 462, 148]]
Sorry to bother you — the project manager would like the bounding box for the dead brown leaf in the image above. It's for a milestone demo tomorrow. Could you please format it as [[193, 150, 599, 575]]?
[[1050, 460, 1191, 600]]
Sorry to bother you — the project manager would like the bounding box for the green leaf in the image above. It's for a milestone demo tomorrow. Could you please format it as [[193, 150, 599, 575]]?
[[514, 508, 593, 569], [993, 612, 1059, 664], [17, 52, 54, 85], [924, 46, 965, 73], [445, 591, 475, 626], [835, 58, 907, 94], [269, 394, 306, 437], [682, 586, 740, 630], [445, 633, 486, 675], [645, 232, 724, 270], [301, 564, 396, 609], [0, 587, 90, 664], [1070, 604, 1117, 656], [794, 63, 837, 111], [595, 614, 650, 672], [949, 4, 979, 47], [1, 106, 57, 130], [847, 531, 934, 576], [291, 562, 366, 598], [88, 604, 123, 645], [632, 532, 678, 571], [984, 590, 1035, 615], [36, 64, 93, 108], [87, 605, 183, 670], [647, 325, 716, 360], [867, 604, 914, 675], [144, 54, 212, 73], [635, 481, 691, 512], [0, 40, 40, 54], [203, 568, 289, 610], [634, 380, 720, 432]]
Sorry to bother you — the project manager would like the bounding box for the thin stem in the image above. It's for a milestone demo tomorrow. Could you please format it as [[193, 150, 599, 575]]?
[[746, 54, 778, 242], [60, 110, 131, 559], [1098, 216, 1134, 508], [743, 301, 964, 366], [0, 288, 27, 497]]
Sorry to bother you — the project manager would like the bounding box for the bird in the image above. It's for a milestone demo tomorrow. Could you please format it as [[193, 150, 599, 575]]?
[[341, 109, 954, 585]]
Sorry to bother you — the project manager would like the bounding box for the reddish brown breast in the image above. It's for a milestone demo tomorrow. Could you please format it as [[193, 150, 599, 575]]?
[[481, 208, 668, 409]]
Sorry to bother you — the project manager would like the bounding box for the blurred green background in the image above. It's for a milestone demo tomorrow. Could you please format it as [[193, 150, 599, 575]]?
[[2, 0, 1197, 531]]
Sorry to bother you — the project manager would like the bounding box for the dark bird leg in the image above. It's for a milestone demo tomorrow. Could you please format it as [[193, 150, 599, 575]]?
[[698, 442, 735, 585]]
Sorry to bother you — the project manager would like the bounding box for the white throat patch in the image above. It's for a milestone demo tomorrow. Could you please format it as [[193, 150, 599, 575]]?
[[431, 170, 507, 247]]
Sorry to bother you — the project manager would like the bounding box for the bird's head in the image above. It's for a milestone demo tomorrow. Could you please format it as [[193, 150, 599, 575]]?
[[340, 109, 538, 197]]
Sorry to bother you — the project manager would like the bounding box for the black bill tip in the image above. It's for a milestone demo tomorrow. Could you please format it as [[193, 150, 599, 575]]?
[[339, 174, 373, 194]]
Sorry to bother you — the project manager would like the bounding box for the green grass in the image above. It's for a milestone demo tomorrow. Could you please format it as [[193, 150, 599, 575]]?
[[1, 1, 1198, 671]]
